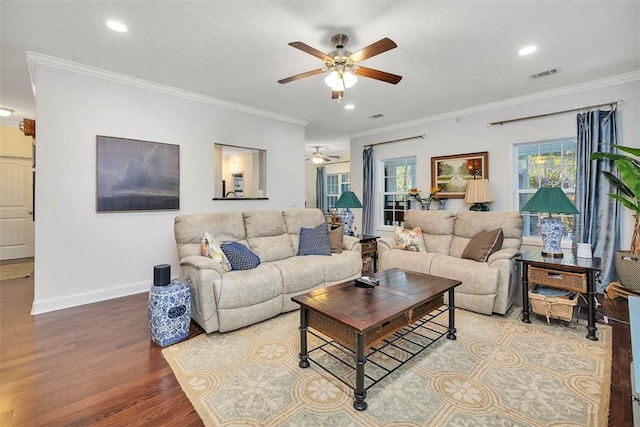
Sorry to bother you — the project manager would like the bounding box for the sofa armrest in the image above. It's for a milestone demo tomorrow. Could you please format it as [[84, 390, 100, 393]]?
[[377, 237, 396, 252], [180, 255, 226, 274], [343, 235, 362, 253], [487, 247, 520, 264]]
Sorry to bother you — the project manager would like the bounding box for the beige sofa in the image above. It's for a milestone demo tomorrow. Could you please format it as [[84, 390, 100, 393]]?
[[174, 208, 362, 333], [378, 210, 523, 315]]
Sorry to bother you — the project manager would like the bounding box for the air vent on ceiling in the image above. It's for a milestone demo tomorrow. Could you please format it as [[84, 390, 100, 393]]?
[[369, 113, 384, 119], [530, 68, 558, 79]]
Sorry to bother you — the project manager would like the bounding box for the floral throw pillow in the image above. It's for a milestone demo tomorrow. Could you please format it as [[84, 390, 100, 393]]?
[[200, 231, 232, 271], [394, 226, 427, 252]]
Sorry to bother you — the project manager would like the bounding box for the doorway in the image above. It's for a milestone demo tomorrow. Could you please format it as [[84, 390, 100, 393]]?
[[0, 156, 35, 260]]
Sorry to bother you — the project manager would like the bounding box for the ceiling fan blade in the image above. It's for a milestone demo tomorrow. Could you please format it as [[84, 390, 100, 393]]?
[[288, 42, 332, 62], [278, 69, 325, 84], [350, 38, 397, 62], [331, 90, 344, 99], [355, 66, 403, 84]]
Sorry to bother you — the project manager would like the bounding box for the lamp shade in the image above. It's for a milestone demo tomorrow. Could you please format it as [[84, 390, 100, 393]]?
[[464, 179, 494, 204], [334, 191, 362, 209], [521, 186, 578, 258], [521, 187, 579, 214]]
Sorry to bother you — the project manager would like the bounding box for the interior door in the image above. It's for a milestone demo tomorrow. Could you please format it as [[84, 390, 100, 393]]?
[[0, 156, 34, 260]]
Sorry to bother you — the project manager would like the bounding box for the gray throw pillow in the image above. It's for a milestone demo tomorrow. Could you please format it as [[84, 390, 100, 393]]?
[[461, 228, 504, 262], [329, 226, 344, 253]]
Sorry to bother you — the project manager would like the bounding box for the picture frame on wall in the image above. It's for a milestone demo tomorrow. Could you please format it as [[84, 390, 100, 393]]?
[[431, 151, 488, 199], [96, 135, 180, 212]]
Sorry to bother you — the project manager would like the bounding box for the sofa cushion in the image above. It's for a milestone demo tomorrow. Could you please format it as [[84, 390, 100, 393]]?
[[272, 257, 326, 294], [451, 211, 523, 257], [174, 211, 246, 259], [200, 231, 232, 271], [324, 251, 363, 283], [297, 223, 331, 256], [329, 226, 344, 253], [395, 226, 426, 252], [213, 264, 283, 310], [243, 210, 296, 262], [462, 228, 505, 262], [282, 208, 327, 234], [404, 210, 455, 255], [221, 242, 261, 270]]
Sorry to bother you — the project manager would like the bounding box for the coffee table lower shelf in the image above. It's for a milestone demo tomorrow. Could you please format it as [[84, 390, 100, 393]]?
[[301, 305, 451, 410]]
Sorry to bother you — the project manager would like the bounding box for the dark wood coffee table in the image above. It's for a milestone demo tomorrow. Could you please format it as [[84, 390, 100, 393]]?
[[291, 268, 461, 410]]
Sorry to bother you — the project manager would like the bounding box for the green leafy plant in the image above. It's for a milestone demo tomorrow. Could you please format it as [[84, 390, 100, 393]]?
[[591, 144, 640, 254]]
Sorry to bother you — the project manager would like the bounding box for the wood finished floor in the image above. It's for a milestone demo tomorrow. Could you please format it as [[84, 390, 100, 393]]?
[[0, 273, 633, 426]]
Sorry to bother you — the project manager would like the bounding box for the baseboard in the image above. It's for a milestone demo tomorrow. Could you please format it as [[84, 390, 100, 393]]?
[[30, 280, 151, 315]]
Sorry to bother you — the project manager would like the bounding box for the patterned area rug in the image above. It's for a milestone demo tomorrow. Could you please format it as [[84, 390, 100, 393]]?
[[163, 308, 611, 426], [0, 261, 33, 281]]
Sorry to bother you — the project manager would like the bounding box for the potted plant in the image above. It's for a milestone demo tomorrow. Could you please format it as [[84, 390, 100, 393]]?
[[591, 144, 640, 290]]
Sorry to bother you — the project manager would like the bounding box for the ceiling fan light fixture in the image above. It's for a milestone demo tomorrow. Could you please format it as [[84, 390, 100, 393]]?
[[312, 156, 325, 164], [343, 71, 357, 88], [324, 71, 344, 91]]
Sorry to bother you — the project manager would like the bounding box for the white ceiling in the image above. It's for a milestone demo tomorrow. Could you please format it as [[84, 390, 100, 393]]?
[[1, 1, 638, 158]]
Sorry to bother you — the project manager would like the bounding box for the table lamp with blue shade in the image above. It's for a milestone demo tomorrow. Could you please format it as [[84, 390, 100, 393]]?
[[521, 186, 579, 258], [335, 191, 362, 235]]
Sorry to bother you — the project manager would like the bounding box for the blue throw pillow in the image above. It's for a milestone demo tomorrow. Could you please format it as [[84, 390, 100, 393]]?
[[297, 223, 331, 256], [220, 242, 261, 270]]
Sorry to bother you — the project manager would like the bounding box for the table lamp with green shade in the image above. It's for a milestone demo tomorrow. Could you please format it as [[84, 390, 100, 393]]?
[[520, 186, 579, 258], [335, 191, 362, 235]]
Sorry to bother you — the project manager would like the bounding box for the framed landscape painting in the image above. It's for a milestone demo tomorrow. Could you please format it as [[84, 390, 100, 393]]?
[[431, 151, 488, 198], [96, 136, 180, 212]]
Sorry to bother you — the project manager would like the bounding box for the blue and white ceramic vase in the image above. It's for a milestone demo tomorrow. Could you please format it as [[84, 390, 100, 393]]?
[[148, 279, 191, 347], [341, 208, 355, 235], [538, 216, 565, 257]]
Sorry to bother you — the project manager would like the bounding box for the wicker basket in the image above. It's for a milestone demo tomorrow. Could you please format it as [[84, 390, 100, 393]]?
[[615, 250, 640, 290], [528, 266, 586, 293], [529, 286, 578, 323]]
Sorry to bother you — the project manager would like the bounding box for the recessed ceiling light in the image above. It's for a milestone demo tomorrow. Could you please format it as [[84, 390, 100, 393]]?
[[0, 108, 14, 117], [344, 104, 355, 110], [106, 20, 128, 33], [518, 45, 537, 56]]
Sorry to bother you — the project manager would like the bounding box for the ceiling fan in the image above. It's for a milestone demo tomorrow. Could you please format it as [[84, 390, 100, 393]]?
[[306, 146, 340, 164], [278, 34, 402, 100]]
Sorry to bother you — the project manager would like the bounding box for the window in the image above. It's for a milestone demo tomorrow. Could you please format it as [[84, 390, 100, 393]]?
[[514, 138, 577, 240], [325, 173, 351, 211], [381, 157, 417, 227]]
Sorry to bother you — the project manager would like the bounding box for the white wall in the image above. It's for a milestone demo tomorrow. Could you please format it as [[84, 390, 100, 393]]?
[[31, 60, 306, 313], [350, 76, 639, 250]]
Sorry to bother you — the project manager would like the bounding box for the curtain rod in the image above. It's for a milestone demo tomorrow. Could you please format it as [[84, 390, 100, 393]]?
[[487, 100, 622, 127], [365, 134, 425, 147]]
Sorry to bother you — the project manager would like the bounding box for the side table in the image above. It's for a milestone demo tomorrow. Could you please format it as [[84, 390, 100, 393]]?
[[517, 250, 601, 341], [359, 235, 380, 273]]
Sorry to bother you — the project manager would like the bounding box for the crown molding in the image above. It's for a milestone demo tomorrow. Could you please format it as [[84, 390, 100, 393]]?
[[25, 52, 308, 127], [350, 70, 640, 139]]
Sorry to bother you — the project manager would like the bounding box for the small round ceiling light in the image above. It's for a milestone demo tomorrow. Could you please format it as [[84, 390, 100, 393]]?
[[344, 104, 355, 110], [518, 45, 537, 56], [106, 20, 128, 33], [0, 108, 15, 117]]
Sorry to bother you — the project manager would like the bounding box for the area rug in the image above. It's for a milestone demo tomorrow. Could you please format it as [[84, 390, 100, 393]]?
[[0, 261, 33, 280], [163, 308, 611, 426]]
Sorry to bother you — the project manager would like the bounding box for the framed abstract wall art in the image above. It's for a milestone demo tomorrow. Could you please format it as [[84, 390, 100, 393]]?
[[96, 135, 180, 212], [431, 151, 488, 198]]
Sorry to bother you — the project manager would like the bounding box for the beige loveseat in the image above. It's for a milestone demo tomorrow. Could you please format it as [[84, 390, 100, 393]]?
[[378, 210, 523, 315], [174, 208, 362, 333]]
